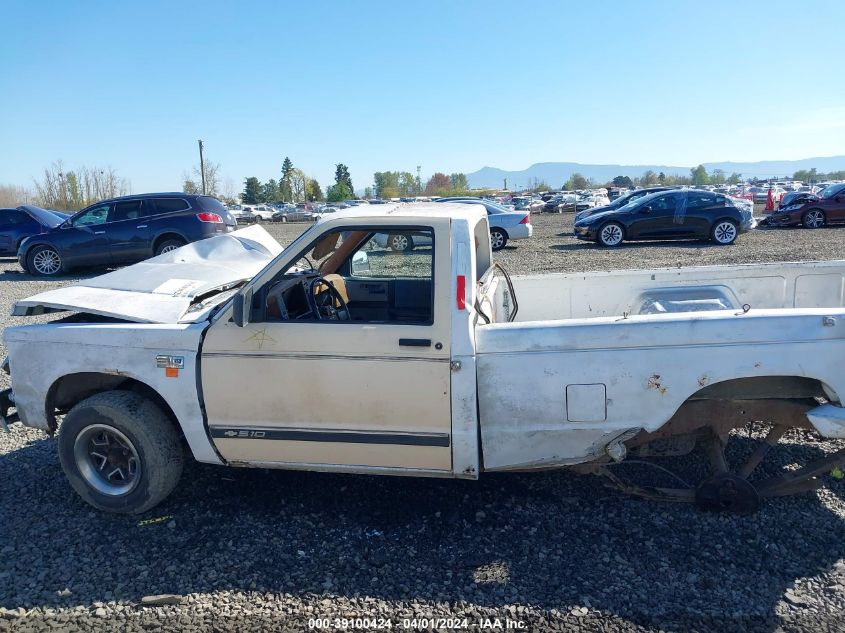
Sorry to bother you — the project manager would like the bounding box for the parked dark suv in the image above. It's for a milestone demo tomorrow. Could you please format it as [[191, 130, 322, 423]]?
[[18, 193, 237, 276]]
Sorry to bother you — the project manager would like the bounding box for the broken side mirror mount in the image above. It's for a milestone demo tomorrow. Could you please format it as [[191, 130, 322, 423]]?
[[232, 286, 253, 327]]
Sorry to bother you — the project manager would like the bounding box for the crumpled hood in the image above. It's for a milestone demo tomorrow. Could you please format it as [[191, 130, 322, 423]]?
[[12, 225, 283, 324]]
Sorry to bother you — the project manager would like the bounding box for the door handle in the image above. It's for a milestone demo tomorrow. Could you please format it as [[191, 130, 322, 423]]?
[[94, 231, 105, 235], [136, 224, 148, 228], [399, 338, 431, 347]]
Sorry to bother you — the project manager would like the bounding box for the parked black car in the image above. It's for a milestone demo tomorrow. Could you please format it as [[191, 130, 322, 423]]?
[[573, 189, 754, 247], [575, 186, 674, 220], [0, 206, 70, 256], [19, 193, 237, 276]]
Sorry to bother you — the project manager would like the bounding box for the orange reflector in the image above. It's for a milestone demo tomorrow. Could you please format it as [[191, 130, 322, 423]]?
[[165, 367, 179, 378], [456, 275, 466, 310]]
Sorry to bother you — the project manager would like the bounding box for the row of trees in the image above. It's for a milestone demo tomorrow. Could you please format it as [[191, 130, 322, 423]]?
[[240, 157, 335, 205], [25, 160, 132, 211], [555, 165, 745, 192], [793, 168, 845, 183], [370, 170, 470, 199]]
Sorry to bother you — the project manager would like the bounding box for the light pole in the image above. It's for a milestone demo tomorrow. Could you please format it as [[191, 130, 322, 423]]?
[[198, 140, 206, 194]]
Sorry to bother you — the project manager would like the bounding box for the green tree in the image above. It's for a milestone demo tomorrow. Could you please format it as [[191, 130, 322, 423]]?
[[280, 157, 294, 202], [242, 177, 262, 204], [449, 173, 468, 191], [334, 163, 353, 194], [306, 178, 323, 201], [262, 178, 280, 203], [727, 172, 742, 185], [326, 182, 352, 202], [374, 171, 400, 199], [641, 170, 658, 186], [690, 164, 709, 186], [613, 175, 634, 187], [398, 172, 417, 196], [710, 169, 726, 185], [564, 173, 589, 190]]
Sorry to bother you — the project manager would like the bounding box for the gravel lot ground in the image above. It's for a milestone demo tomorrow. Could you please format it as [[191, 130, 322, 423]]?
[[1, 212, 845, 632]]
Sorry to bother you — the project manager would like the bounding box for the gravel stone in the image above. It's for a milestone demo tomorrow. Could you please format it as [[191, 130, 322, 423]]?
[[1, 215, 845, 632]]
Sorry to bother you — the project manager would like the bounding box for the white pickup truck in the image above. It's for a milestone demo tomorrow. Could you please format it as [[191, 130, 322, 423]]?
[[3, 203, 845, 514]]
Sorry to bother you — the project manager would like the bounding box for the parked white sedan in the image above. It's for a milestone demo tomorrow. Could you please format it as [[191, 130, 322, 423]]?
[[374, 200, 533, 251]]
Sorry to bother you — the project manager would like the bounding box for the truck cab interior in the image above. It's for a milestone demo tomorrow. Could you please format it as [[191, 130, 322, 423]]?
[[257, 228, 435, 325]]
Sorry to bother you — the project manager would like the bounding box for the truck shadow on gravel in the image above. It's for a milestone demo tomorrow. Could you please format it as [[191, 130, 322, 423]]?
[[1, 430, 844, 632]]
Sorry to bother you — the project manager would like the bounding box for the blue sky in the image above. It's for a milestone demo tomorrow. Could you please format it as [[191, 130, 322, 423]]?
[[2, 0, 844, 194]]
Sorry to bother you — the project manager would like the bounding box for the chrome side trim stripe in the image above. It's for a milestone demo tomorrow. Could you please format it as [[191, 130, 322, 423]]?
[[203, 352, 448, 363], [209, 426, 451, 447]]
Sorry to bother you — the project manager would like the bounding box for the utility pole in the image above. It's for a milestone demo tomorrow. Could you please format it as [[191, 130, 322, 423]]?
[[416, 166, 422, 194], [198, 139, 206, 194]]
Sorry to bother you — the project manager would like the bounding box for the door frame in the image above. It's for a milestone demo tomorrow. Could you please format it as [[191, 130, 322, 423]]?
[[199, 217, 455, 476]]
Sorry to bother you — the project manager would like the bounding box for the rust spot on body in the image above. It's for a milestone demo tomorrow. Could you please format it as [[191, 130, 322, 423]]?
[[647, 374, 667, 395]]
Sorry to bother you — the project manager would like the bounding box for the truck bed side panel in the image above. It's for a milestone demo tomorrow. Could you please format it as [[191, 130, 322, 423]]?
[[475, 308, 845, 470]]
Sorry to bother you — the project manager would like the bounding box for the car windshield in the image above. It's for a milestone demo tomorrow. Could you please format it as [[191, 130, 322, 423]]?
[[18, 205, 66, 228], [820, 183, 845, 199]]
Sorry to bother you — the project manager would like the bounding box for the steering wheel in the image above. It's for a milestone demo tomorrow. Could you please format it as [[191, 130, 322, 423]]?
[[306, 276, 352, 321]]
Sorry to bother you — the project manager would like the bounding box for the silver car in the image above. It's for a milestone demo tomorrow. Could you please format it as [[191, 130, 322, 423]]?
[[373, 200, 533, 251]]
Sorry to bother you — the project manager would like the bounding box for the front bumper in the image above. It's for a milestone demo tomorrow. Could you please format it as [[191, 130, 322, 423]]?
[[573, 225, 597, 241], [763, 212, 801, 227]]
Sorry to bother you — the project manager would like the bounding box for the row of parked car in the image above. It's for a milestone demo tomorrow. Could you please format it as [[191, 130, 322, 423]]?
[[567, 183, 845, 247], [0, 192, 536, 276], [1, 193, 236, 276]]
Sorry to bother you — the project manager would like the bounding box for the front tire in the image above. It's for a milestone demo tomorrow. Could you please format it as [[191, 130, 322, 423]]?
[[490, 228, 508, 251], [58, 391, 184, 514], [27, 244, 63, 276], [253, 215, 262, 223], [597, 222, 624, 247], [802, 209, 826, 229], [388, 233, 413, 252], [711, 220, 738, 245]]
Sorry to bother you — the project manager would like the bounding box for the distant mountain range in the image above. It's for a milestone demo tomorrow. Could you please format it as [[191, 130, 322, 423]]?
[[465, 156, 845, 189]]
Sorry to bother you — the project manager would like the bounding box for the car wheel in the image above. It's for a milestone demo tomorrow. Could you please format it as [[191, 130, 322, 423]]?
[[27, 244, 63, 276], [388, 233, 413, 252], [711, 220, 738, 245], [802, 209, 826, 229], [597, 222, 624, 247], [155, 238, 186, 256], [253, 215, 262, 223], [57, 391, 184, 514], [280, 216, 287, 223], [490, 228, 508, 251]]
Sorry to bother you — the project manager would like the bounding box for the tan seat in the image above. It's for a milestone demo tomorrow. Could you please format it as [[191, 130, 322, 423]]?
[[316, 274, 349, 305]]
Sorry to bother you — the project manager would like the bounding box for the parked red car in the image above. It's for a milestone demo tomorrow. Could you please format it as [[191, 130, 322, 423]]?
[[763, 183, 845, 228]]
